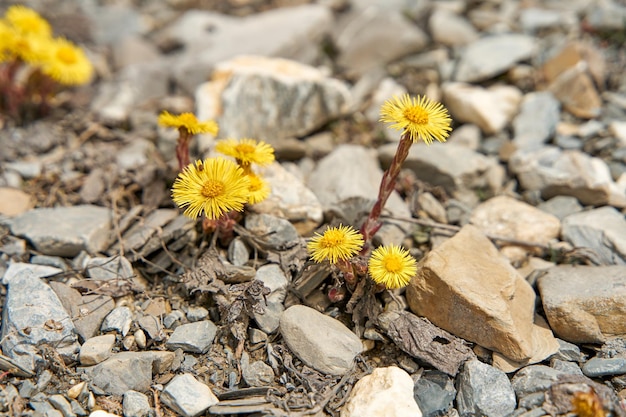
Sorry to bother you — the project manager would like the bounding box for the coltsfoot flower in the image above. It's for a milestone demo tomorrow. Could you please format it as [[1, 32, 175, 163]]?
[[41, 37, 93, 85], [172, 158, 251, 220], [307, 225, 364, 264], [246, 173, 271, 204], [5, 5, 51, 37], [368, 244, 417, 289], [380, 94, 452, 144], [215, 138, 275, 168], [158, 111, 219, 135]]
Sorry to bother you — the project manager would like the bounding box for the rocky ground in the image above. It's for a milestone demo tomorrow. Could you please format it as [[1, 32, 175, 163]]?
[[1, 0, 626, 416]]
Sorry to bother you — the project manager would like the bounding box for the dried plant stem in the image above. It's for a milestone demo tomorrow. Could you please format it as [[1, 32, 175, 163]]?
[[175, 127, 192, 171], [360, 132, 412, 246]]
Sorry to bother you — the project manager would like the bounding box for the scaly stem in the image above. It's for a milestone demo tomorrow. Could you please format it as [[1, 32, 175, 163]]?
[[175, 128, 192, 171]]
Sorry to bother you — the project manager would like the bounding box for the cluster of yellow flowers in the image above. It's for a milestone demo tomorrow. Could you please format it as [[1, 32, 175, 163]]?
[[0, 5, 93, 86], [158, 111, 274, 220]]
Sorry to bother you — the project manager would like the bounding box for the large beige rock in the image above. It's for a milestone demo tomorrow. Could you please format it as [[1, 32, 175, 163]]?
[[406, 225, 558, 362], [538, 265, 626, 344], [470, 196, 561, 262]]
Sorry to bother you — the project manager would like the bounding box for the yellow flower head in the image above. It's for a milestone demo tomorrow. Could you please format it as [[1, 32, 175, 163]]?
[[380, 94, 452, 144], [41, 37, 93, 85], [368, 244, 417, 289], [0, 21, 16, 62], [246, 173, 271, 204], [307, 225, 364, 264], [215, 138, 275, 168], [5, 5, 51, 37], [158, 111, 219, 135], [172, 158, 251, 220]]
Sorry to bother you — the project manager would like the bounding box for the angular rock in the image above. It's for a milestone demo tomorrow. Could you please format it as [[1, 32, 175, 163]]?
[[509, 147, 626, 208], [561, 207, 626, 265], [582, 357, 626, 377], [82, 352, 156, 395], [196, 55, 351, 142], [252, 264, 289, 334], [244, 213, 300, 250], [165, 321, 218, 354], [123, 390, 151, 417], [341, 367, 422, 417], [443, 82, 522, 135], [280, 305, 363, 375], [414, 370, 456, 417], [1, 263, 79, 372], [456, 360, 516, 417], [406, 225, 559, 362], [0, 187, 33, 216], [85, 256, 133, 280], [520, 7, 577, 33], [469, 196, 561, 261], [241, 352, 274, 387], [101, 306, 133, 336], [248, 162, 323, 235], [511, 365, 566, 397], [334, 6, 428, 75], [455, 34, 537, 83], [79, 334, 116, 366], [537, 196, 583, 221], [112, 209, 179, 257], [429, 8, 479, 47], [538, 265, 626, 343], [9, 205, 112, 257], [161, 374, 218, 417], [513, 92, 561, 151]]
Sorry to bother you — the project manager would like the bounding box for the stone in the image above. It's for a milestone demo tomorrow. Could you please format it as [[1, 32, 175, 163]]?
[[341, 367, 422, 417], [551, 339, 586, 363], [455, 34, 537, 83], [137, 315, 165, 342], [9, 205, 112, 257], [161, 374, 218, 417], [379, 143, 504, 203], [309, 144, 410, 217], [364, 77, 407, 129], [610, 121, 626, 147], [456, 359, 516, 417], [551, 358, 583, 376], [244, 213, 300, 250], [186, 307, 209, 322], [115, 138, 155, 172], [227, 238, 250, 267], [79, 334, 116, 365], [442, 82, 522, 135], [48, 394, 73, 417], [510, 365, 566, 398], [101, 306, 133, 336], [165, 321, 218, 354], [334, 6, 427, 76], [512, 92, 561, 151], [112, 35, 160, 70], [406, 225, 559, 362], [0, 188, 33, 216], [170, 5, 334, 93], [446, 124, 481, 150], [82, 352, 156, 396], [241, 352, 274, 387], [414, 370, 456, 417], [85, 256, 133, 280], [416, 192, 447, 224], [112, 209, 179, 256], [582, 357, 626, 377], [561, 207, 626, 265], [520, 7, 577, 33], [1, 263, 79, 372], [196, 55, 351, 143], [252, 264, 289, 334], [280, 305, 363, 375], [509, 147, 626, 208], [585, 1, 626, 32], [5, 160, 42, 179], [429, 8, 479, 47], [123, 390, 151, 417], [537, 196, 583, 221], [469, 196, 561, 261], [247, 162, 323, 235], [538, 265, 626, 343]]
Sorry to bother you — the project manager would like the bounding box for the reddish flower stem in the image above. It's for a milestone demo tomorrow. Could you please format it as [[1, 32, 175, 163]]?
[[175, 128, 192, 171], [360, 132, 412, 246]]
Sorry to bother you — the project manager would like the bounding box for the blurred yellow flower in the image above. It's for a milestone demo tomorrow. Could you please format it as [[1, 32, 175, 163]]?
[[247, 173, 270, 204], [5, 5, 51, 37], [380, 94, 452, 144], [158, 111, 219, 136], [41, 37, 93, 85], [215, 138, 275, 168], [368, 244, 417, 289], [0, 21, 16, 62], [172, 158, 251, 220], [307, 225, 364, 264]]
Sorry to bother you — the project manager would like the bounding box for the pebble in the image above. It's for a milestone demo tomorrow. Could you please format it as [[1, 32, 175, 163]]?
[[161, 373, 219, 417], [0, 187, 34, 216], [341, 366, 422, 417], [429, 8, 478, 47], [123, 390, 151, 417], [537, 196, 583, 221], [414, 370, 456, 417], [456, 359, 516, 417], [83, 352, 160, 395], [137, 315, 165, 341], [101, 306, 133, 336], [164, 310, 185, 329], [244, 213, 300, 250], [279, 305, 363, 375], [538, 265, 626, 343], [165, 320, 218, 353], [241, 352, 274, 387], [510, 365, 566, 398], [79, 334, 116, 365], [48, 394, 74, 417], [227, 238, 250, 267], [85, 256, 133, 280], [186, 306, 209, 322], [8, 205, 113, 257], [512, 92, 561, 151]]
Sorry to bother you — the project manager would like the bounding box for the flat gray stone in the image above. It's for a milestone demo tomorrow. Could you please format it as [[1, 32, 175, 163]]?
[[85, 255, 133, 280], [510, 365, 566, 398], [561, 207, 626, 265], [161, 373, 218, 417], [79, 334, 116, 366], [244, 213, 300, 250], [48, 394, 73, 417], [101, 306, 133, 336], [1, 263, 79, 372], [414, 370, 456, 417], [537, 196, 583, 221], [279, 305, 363, 375], [513, 92, 561, 151], [83, 352, 154, 396], [165, 321, 218, 353], [252, 264, 289, 334], [9, 205, 112, 257], [123, 390, 151, 417], [241, 352, 274, 387], [456, 359, 516, 417]]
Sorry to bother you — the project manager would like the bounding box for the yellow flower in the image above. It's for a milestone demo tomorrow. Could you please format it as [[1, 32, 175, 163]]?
[[41, 37, 93, 85], [172, 158, 251, 220], [5, 5, 52, 37], [158, 111, 219, 136], [215, 138, 275, 168], [0, 21, 16, 62], [247, 173, 270, 204], [307, 225, 364, 264], [368, 244, 417, 289], [380, 94, 452, 144]]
